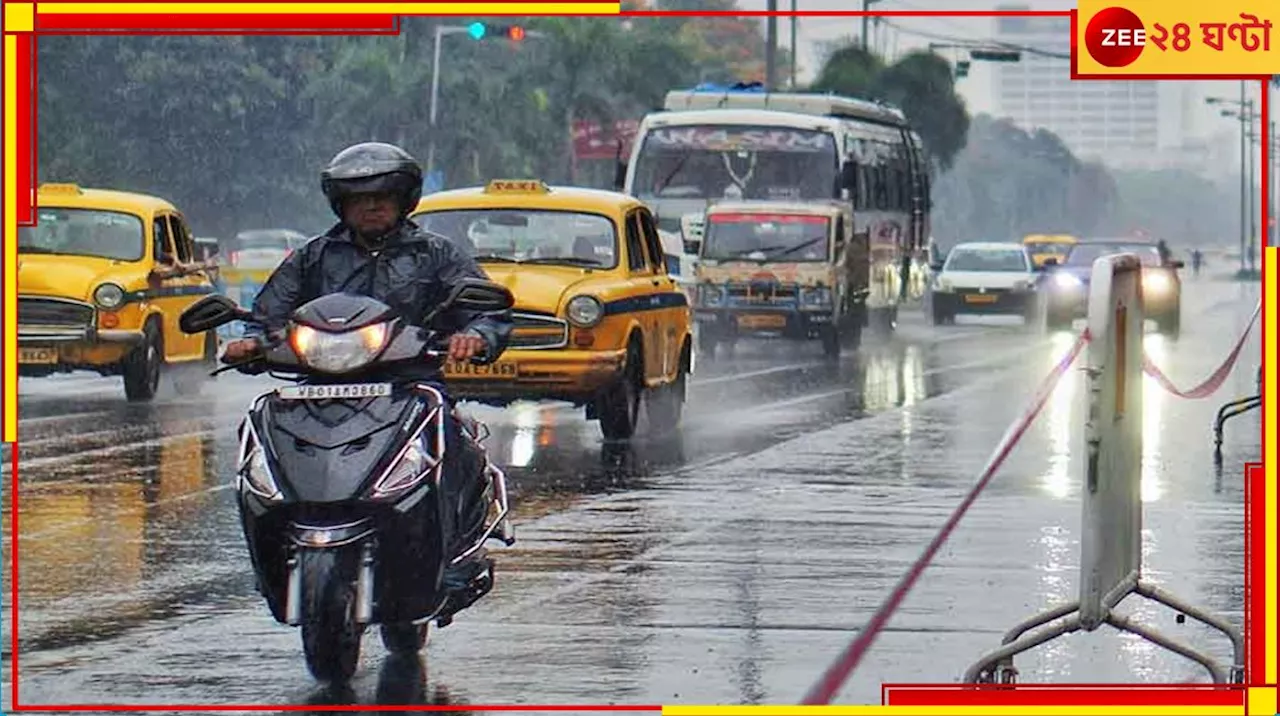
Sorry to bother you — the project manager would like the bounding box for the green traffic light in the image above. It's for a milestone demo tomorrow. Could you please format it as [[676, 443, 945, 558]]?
[[467, 22, 486, 40]]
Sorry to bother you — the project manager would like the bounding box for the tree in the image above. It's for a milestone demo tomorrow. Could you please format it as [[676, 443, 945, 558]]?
[[810, 46, 969, 171]]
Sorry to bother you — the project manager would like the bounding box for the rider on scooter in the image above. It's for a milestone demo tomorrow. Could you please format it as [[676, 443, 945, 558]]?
[[221, 141, 513, 596]]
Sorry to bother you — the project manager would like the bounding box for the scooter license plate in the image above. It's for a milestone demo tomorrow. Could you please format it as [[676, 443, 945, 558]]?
[[276, 383, 393, 400]]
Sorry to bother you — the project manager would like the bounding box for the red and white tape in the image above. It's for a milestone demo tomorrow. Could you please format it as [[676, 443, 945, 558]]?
[[1142, 301, 1261, 399]]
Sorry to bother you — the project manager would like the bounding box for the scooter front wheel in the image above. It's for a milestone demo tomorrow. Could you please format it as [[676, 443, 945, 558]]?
[[299, 548, 364, 683]]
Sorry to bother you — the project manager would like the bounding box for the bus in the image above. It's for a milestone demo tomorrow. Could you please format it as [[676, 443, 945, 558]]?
[[616, 83, 931, 334]]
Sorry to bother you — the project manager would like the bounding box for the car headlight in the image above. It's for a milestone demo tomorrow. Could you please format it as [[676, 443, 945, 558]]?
[[290, 322, 389, 373], [93, 283, 125, 309], [1053, 273, 1082, 289], [566, 295, 604, 328], [698, 285, 725, 306], [238, 425, 281, 501], [801, 287, 832, 306], [370, 418, 442, 499], [1143, 272, 1171, 294]]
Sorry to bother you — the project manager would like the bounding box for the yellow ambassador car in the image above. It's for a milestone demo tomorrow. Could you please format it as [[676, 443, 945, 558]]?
[[411, 180, 693, 440], [17, 183, 219, 401]]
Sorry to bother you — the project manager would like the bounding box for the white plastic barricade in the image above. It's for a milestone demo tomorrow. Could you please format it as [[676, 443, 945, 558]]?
[[962, 254, 1244, 685]]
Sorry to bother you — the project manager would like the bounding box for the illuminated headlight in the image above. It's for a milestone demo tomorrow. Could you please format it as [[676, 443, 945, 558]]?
[[93, 283, 125, 309], [290, 322, 389, 373], [239, 428, 281, 501], [1054, 273, 1082, 289], [370, 424, 441, 498], [698, 285, 725, 306], [566, 295, 604, 328], [801, 287, 832, 306], [1143, 272, 1172, 294]]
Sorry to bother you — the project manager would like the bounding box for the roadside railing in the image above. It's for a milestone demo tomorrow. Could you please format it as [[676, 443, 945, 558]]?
[[802, 253, 1259, 703]]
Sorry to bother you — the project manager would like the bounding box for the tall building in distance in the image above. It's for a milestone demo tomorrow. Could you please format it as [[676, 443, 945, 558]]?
[[990, 6, 1163, 169]]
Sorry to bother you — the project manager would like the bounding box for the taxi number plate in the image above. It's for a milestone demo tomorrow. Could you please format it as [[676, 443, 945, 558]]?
[[277, 383, 392, 400], [18, 347, 58, 364], [738, 314, 787, 329], [444, 362, 519, 377], [963, 294, 997, 304]]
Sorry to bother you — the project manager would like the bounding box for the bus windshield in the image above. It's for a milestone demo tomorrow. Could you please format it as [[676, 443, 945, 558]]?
[[631, 125, 838, 203]]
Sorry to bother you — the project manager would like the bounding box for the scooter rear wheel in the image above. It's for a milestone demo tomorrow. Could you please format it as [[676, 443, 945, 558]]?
[[299, 549, 363, 683]]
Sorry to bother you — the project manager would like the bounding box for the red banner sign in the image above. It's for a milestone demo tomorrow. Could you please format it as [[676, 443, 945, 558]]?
[[571, 119, 639, 160]]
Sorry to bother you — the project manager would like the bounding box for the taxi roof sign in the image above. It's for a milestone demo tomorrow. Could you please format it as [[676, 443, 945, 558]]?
[[484, 179, 550, 195], [38, 182, 83, 195]]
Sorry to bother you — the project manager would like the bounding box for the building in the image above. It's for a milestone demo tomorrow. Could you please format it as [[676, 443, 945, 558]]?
[[991, 7, 1162, 169]]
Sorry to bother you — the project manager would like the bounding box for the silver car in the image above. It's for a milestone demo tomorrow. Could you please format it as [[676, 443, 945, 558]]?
[[223, 229, 310, 270]]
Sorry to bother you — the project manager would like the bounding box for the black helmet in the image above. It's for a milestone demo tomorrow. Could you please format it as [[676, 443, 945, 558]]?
[[320, 142, 424, 220]]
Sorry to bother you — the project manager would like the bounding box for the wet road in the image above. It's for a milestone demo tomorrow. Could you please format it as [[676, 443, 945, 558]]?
[[1, 277, 1261, 708]]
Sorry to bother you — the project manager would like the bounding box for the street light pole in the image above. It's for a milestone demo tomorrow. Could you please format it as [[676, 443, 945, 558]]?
[[765, 0, 778, 91], [789, 0, 797, 89], [425, 24, 547, 182]]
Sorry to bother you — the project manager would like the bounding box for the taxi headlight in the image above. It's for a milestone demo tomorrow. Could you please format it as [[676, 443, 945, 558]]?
[[93, 283, 125, 309], [566, 295, 604, 328], [290, 322, 389, 373]]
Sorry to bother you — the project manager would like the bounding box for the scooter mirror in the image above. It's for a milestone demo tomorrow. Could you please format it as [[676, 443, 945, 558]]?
[[446, 278, 515, 313], [180, 294, 248, 334]]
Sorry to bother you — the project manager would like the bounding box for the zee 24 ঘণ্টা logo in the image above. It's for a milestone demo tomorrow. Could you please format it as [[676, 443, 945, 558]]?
[[1084, 6, 1273, 67]]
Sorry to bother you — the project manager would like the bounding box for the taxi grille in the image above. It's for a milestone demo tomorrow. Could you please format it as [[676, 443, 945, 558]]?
[[511, 311, 568, 350], [19, 297, 95, 327]]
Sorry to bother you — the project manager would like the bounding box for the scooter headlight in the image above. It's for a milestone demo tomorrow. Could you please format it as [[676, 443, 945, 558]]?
[[1143, 271, 1172, 294], [290, 322, 389, 374], [238, 425, 282, 501], [370, 410, 443, 499]]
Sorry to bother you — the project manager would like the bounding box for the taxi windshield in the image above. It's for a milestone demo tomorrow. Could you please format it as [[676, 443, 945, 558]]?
[[18, 208, 145, 262], [944, 247, 1029, 272], [414, 209, 618, 268], [701, 213, 831, 262], [1065, 243, 1162, 267]]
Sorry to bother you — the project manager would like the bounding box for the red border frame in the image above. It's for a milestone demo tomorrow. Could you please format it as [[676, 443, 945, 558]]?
[[4, 4, 1272, 711]]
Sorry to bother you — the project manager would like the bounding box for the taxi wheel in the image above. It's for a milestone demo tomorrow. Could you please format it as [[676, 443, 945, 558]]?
[[598, 340, 643, 441], [648, 344, 689, 431], [123, 321, 163, 402]]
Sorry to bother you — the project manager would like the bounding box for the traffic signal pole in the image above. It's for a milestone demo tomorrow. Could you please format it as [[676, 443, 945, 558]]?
[[426, 22, 545, 181]]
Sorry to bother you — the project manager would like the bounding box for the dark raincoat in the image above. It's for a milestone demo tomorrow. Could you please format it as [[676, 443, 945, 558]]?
[[246, 219, 513, 384]]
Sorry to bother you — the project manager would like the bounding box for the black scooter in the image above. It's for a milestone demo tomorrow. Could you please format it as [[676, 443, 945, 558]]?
[[178, 279, 517, 684]]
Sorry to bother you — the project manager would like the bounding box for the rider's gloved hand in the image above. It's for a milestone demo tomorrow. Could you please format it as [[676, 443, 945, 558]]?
[[222, 337, 261, 363], [448, 331, 488, 363]]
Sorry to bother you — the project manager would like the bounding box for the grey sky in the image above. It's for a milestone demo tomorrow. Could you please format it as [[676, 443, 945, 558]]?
[[734, 0, 1269, 146]]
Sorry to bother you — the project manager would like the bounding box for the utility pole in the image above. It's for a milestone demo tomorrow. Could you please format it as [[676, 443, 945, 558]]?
[[765, 0, 778, 91], [862, 0, 882, 50], [789, 0, 798, 89]]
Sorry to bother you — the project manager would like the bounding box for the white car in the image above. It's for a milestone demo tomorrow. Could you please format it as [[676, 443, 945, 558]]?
[[222, 228, 310, 271], [928, 241, 1041, 325]]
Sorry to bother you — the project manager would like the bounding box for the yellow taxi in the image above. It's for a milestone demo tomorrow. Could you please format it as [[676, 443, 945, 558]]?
[[1022, 234, 1077, 267], [17, 183, 220, 401], [410, 180, 693, 440]]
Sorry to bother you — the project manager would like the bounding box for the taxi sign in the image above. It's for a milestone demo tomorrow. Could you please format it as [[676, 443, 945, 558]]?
[[484, 179, 550, 195], [38, 182, 84, 195]]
